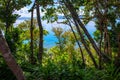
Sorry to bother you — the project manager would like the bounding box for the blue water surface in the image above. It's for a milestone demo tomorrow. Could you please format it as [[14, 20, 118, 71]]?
[[15, 17, 96, 48]]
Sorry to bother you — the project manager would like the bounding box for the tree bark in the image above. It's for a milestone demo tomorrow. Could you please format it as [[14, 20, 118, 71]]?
[[98, 20, 103, 69], [30, 6, 35, 64], [73, 17, 98, 68], [104, 25, 112, 57], [69, 23, 86, 67], [60, 8, 85, 67], [5, 0, 12, 33], [117, 33, 120, 58], [63, 1, 110, 62], [0, 30, 25, 80], [36, 1, 43, 64], [62, 1, 99, 68]]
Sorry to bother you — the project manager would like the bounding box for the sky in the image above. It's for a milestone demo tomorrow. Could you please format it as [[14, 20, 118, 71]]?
[[14, 1, 93, 29], [13, 1, 96, 34], [13, 0, 96, 48]]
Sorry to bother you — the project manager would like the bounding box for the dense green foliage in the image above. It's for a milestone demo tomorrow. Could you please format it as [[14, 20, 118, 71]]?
[[0, 0, 120, 80], [0, 0, 31, 29]]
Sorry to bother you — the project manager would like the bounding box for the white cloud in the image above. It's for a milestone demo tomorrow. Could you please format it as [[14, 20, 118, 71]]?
[[14, 7, 31, 17], [14, 7, 45, 18]]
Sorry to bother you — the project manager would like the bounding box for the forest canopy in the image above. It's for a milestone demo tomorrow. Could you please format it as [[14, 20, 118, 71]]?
[[0, 0, 120, 80]]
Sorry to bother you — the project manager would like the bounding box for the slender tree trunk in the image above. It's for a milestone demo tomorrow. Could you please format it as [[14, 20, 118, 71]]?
[[0, 30, 25, 80], [5, 0, 12, 34], [117, 33, 120, 58], [96, 15, 105, 69], [74, 17, 98, 68], [95, 3, 104, 69], [64, 1, 110, 62], [36, 1, 43, 64], [104, 25, 112, 57], [103, 0, 112, 57], [94, 2, 111, 68], [114, 33, 120, 69], [62, 1, 98, 68], [99, 23, 103, 69], [67, 20, 85, 67], [30, 7, 35, 64], [69, 23, 85, 67], [60, 8, 85, 67]]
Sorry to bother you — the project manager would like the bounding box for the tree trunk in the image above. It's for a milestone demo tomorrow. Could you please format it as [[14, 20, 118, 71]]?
[[63, 1, 98, 68], [73, 17, 98, 68], [0, 30, 25, 80], [64, 1, 110, 62], [99, 21, 103, 69], [5, 0, 12, 34], [69, 23, 85, 67], [104, 25, 112, 57], [69, 23, 86, 67], [117, 33, 120, 58], [36, 1, 43, 64], [114, 32, 120, 69], [30, 7, 35, 64], [61, 8, 85, 67]]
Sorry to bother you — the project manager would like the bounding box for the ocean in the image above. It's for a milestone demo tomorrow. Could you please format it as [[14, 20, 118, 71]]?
[[15, 17, 96, 48]]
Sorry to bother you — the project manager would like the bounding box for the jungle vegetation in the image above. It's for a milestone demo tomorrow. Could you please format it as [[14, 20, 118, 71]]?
[[0, 0, 120, 80]]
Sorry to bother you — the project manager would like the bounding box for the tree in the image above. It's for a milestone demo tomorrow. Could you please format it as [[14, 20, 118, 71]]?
[[84, 0, 120, 68], [0, 0, 31, 33], [35, 0, 44, 64], [29, 2, 35, 64], [0, 0, 31, 79], [59, 5, 86, 67], [17, 19, 38, 64], [52, 27, 65, 52], [0, 30, 25, 80]]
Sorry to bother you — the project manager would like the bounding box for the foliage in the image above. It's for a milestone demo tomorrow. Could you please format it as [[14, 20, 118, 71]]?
[[0, 0, 31, 28], [0, 62, 16, 80], [22, 56, 120, 80], [0, 0, 120, 80]]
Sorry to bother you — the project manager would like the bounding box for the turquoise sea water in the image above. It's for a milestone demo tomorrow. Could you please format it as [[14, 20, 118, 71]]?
[[15, 17, 96, 48], [43, 21, 96, 48]]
